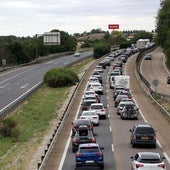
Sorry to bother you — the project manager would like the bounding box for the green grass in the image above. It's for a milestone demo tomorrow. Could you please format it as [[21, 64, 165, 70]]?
[[0, 57, 93, 169]]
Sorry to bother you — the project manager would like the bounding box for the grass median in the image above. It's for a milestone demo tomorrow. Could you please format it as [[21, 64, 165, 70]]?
[[0, 57, 93, 170]]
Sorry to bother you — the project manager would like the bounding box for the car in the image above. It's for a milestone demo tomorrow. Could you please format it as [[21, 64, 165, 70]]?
[[144, 54, 152, 60], [81, 99, 97, 111], [114, 94, 129, 107], [120, 103, 139, 120], [74, 51, 80, 57], [88, 76, 99, 87], [80, 110, 99, 126], [98, 60, 106, 69], [130, 152, 166, 170], [71, 119, 94, 137], [95, 65, 104, 73], [72, 125, 96, 152], [129, 124, 157, 148], [90, 103, 106, 119], [91, 71, 103, 84], [83, 90, 100, 103], [167, 75, 170, 84], [89, 82, 103, 95], [116, 101, 135, 115], [75, 143, 104, 169]]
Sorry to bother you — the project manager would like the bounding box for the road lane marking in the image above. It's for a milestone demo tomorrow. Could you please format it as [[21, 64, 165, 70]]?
[[157, 140, 162, 148], [163, 152, 170, 164], [109, 126, 112, 132], [0, 83, 10, 88], [21, 83, 29, 89], [111, 144, 114, 152]]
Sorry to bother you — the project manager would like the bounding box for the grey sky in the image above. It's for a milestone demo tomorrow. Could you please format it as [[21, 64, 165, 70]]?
[[0, 0, 160, 37]]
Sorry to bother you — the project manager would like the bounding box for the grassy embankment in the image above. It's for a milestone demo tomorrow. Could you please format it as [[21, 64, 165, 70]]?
[[0, 57, 93, 170]]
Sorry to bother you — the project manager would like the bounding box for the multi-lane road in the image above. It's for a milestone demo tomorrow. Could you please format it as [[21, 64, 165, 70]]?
[[0, 51, 92, 115], [56, 49, 170, 170]]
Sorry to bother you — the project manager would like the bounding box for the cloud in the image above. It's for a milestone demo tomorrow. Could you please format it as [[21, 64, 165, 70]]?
[[0, 0, 160, 36]]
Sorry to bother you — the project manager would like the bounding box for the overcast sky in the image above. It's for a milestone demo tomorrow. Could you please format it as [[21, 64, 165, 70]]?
[[0, 0, 160, 37]]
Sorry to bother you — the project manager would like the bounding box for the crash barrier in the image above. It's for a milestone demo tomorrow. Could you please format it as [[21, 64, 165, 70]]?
[[37, 56, 103, 170], [136, 45, 170, 119]]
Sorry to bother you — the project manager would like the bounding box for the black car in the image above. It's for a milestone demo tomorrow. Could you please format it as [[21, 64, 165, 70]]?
[[71, 119, 94, 137], [72, 125, 96, 152], [129, 124, 156, 148]]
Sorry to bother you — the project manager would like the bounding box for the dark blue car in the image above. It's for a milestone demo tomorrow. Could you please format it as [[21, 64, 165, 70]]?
[[75, 143, 104, 169]]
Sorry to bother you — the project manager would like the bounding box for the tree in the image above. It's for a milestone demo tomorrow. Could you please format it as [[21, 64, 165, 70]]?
[[156, 0, 170, 68]]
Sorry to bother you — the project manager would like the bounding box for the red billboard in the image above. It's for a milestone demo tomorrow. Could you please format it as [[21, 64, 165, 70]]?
[[108, 24, 119, 29]]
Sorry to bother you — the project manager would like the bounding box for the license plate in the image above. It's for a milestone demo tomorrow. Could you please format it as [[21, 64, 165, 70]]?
[[85, 160, 94, 163], [141, 136, 149, 140]]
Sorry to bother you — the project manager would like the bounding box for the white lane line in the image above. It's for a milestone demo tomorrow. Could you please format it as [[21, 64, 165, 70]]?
[[109, 126, 112, 132], [111, 144, 114, 152], [58, 131, 72, 170], [108, 113, 110, 119], [21, 83, 29, 89], [157, 140, 162, 148], [0, 83, 10, 88], [163, 152, 170, 165]]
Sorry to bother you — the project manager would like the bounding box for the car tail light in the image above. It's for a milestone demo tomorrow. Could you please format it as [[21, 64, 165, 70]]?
[[101, 108, 105, 111], [76, 153, 83, 157], [136, 163, 144, 168], [96, 152, 103, 156], [89, 125, 93, 130], [93, 116, 97, 119], [73, 139, 78, 143], [154, 135, 156, 140], [81, 117, 85, 119], [158, 163, 165, 168], [133, 135, 136, 140], [90, 138, 96, 143]]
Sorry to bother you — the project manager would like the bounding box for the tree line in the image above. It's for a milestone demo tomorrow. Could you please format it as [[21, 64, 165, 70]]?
[[156, 0, 170, 68], [0, 29, 77, 66]]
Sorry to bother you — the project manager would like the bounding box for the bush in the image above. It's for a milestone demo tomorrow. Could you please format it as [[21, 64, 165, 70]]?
[[44, 68, 79, 87], [93, 42, 110, 59], [0, 118, 19, 139]]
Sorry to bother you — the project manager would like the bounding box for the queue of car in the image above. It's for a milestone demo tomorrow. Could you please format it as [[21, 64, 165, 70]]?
[[71, 47, 166, 170]]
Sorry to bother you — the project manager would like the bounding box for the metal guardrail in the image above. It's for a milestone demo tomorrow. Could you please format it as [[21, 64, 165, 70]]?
[[136, 45, 170, 118]]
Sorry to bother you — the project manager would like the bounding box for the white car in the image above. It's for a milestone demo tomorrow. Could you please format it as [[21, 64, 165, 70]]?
[[74, 51, 80, 57], [131, 152, 166, 170], [90, 103, 106, 119], [94, 65, 103, 73], [80, 110, 99, 126], [89, 82, 103, 95], [88, 76, 99, 87]]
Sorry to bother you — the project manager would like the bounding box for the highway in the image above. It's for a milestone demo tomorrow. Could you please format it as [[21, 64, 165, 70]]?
[[56, 50, 170, 170], [0, 51, 92, 115]]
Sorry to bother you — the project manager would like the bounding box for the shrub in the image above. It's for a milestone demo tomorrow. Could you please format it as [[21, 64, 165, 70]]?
[[93, 42, 110, 59], [44, 68, 79, 87], [0, 118, 19, 139]]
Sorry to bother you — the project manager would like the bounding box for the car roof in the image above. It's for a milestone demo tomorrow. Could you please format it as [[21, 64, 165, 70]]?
[[91, 103, 103, 106], [135, 124, 152, 128]]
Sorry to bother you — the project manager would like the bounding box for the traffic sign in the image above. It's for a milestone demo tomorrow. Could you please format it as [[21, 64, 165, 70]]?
[[152, 79, 159, 86], [108, 24, 119, 29]]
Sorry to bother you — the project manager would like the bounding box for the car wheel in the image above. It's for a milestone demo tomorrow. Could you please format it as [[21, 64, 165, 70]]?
[[153, 144, 156, 148], [100, 164, 104, 169], [132, 143, 136, 148]]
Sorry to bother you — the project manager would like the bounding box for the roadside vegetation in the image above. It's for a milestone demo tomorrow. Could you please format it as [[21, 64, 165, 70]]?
[[0, 57, 93, 170], [156, 0, 170, 68]]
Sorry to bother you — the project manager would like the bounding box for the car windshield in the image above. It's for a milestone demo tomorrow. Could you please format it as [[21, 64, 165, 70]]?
[[80, 147, 99, 153], [91, 105, 103, 109], [136, 127, 154, 134]]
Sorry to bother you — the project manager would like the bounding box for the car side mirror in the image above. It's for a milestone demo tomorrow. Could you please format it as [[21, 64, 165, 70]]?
[[71, 122, 74, 125], [130, 156, 134, 160], [129, 129, 132, 132], [100, 147, 104, 150]]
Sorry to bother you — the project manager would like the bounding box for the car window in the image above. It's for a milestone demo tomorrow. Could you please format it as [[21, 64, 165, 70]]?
[[140, 158, 162, 163], [136, 127, 154, 134], [80, 147, 99, 153], [91, 105, 103, 109]]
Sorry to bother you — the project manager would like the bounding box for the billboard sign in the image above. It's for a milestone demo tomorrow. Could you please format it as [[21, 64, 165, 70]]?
[[108, 24, 119, 29], [43, 32, 60, 45]]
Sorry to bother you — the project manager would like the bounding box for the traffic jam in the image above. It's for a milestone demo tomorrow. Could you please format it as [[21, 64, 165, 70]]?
[[62, 48, 168, 170]]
